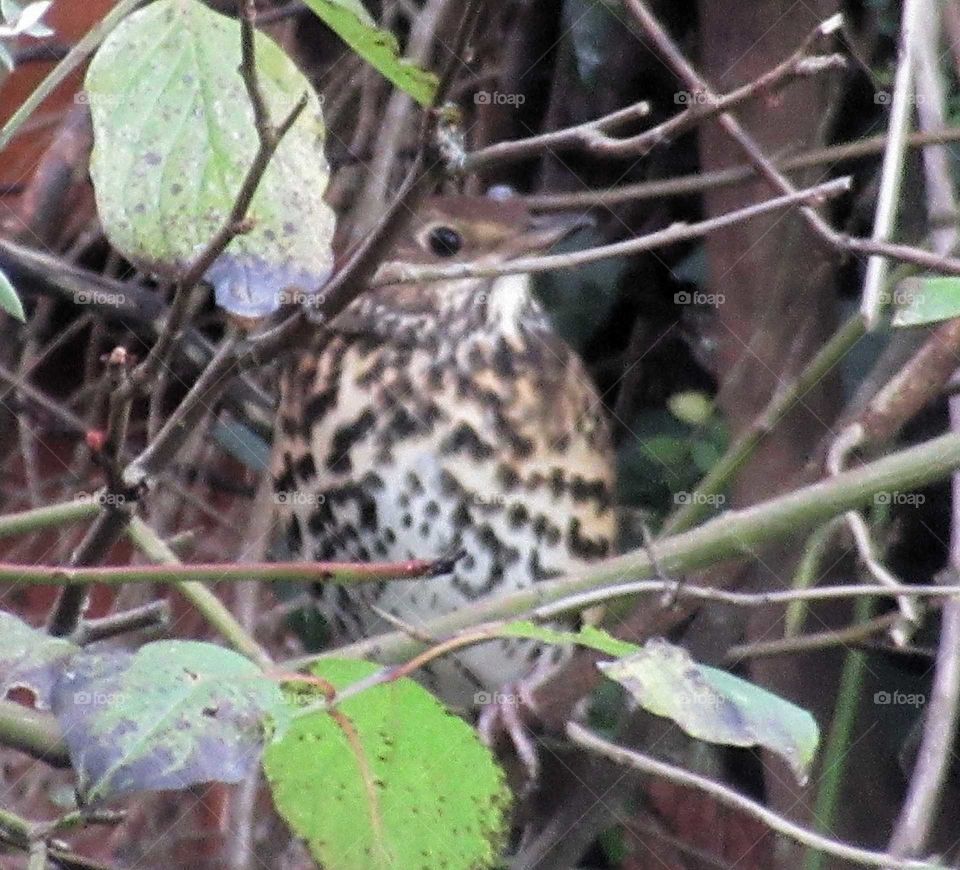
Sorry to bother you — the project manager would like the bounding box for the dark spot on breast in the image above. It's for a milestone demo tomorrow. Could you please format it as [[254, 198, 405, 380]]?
[[295, 453, 316, 480], [568, 518, 610, 559], [425, 500, 440, 518], [358, 494, 377, 531], [438, 469, 461, 496], [304, 386, 338, 426], [326, 409, 376, 473], [286, 516, 302, 552], [549, 468, 565, 497], [570, 475, 611, 507], [507, 504, 529, 528], [492, 337, 515, 377], [401, 513, 413, 528], [360, 471, 384, 490], [440, 422, 495, 460], [381, 408, 420, 443], [405, 472, 425, 495], [496, 464, 520, 491], [452, 501, 472, 528]]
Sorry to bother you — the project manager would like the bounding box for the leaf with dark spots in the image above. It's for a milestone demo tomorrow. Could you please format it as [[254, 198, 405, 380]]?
[[50, 640, 289, 803], [84, 0, 335, 321], [264, 658, 509, 869]]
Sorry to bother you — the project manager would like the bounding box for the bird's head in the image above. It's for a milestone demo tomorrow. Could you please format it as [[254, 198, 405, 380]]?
[[340, 194, 590, 342], [391, 194, 590, 265]]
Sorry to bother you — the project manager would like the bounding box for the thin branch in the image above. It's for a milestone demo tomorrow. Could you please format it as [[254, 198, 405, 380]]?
[[124, 517, 272, 667], [0, 554, 454, 586], [69, 600, 170, 645], [860, 0, 922, 329], [886, 10, 960, 847], [566, 724, 943, 870], [465, 16, 844, 170], [374, 177, 852, 286], [522, 127, 960, 211], [723, 612, 902, 663]]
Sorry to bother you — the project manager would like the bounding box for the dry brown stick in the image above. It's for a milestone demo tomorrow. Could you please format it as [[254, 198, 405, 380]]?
[[623, 0, 960, 278], [523, 126, 960, 210], [465, 18, 843, 170]]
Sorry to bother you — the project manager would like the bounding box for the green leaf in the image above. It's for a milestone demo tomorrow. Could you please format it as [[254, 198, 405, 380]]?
[[84, 0, 335, 319], [0, 611, 77, 707], [891, 277, 960, 327], [0, 267, 24, 321], [498, 620, 639, 658], [301, 0, 438, 106], [264, 659, 510, 870], [51, 640, 287, 802], [598, 638, 820, 783]]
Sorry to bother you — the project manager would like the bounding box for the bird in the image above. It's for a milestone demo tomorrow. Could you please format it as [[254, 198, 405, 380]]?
[[271, 194, 616, 768]]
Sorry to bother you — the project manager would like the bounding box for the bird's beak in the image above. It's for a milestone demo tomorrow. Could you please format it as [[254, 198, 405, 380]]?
[[521, 210, 595, 253]]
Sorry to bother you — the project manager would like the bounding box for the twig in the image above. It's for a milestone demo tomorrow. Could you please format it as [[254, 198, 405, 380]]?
[[886, 10, 960, 852], [465, 17, 844, 170], [723, 612, 903, 663], [566, 724, 943, 870], [373, 177, 852, 286], [860, 0, 922, 329], [826, 425, 919, 640], [0, 554, 451, 586], [0, 699, 70, 767], [522, 127, 960, 211], [124, 517, 272, 667], [68, 600, 170, 645]]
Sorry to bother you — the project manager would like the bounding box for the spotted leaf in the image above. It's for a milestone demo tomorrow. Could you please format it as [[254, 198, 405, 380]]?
[[51, 640, 287, 803], [264, 658, 510, 870], [84, 0, 335, 320]]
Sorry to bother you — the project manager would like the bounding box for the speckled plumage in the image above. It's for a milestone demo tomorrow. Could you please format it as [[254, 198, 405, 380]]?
[[272, 198, 615, 709]]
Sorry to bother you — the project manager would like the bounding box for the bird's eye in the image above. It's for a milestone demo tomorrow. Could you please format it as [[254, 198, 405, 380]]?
[[427, 225, 463, 258]]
